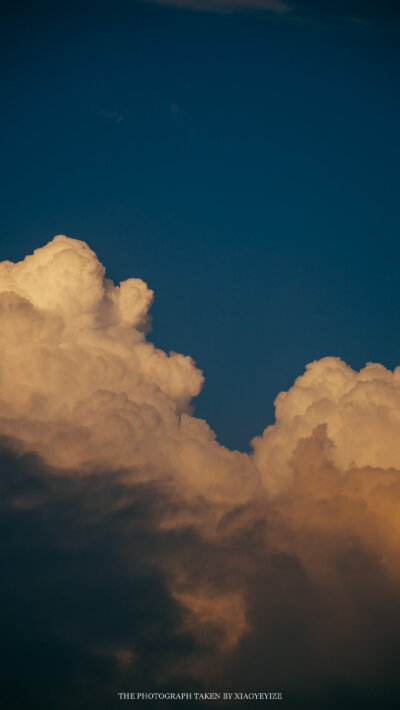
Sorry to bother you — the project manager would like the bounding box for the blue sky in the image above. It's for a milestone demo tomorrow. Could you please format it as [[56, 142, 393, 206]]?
[[1, 0, 399, 450]]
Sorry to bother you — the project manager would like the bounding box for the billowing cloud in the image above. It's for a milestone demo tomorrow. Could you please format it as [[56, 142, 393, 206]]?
[[2, 236, 400, 708], [0, 236, 256, 509], [252, 356, 400, 492]]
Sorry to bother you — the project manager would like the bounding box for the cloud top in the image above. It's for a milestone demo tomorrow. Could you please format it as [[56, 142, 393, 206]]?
[[0, 236, 256, 515], [252, 356, 400, 492]]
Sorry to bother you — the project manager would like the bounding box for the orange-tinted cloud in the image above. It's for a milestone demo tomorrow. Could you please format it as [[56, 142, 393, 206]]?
[[2, 236, 400, 707]]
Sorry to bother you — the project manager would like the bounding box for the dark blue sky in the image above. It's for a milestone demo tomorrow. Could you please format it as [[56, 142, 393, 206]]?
[[1, 0, 399, 450]]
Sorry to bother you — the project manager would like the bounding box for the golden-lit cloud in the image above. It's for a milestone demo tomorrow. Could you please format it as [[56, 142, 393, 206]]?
[[252, 356, 400, 492], [2, 236, 400, 704], [0, 236, 253, 503]]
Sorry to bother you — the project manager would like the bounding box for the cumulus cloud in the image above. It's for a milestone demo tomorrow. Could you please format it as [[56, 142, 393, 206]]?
[[0, 236, 248, 496], [2, 236, 400, 708], [252, 356, 400, 492]]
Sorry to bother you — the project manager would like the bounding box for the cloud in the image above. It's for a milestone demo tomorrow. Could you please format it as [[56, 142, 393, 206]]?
[[140, 0, 292, 15], [2, 236, 400, 707], [252, 356, 400, 493]]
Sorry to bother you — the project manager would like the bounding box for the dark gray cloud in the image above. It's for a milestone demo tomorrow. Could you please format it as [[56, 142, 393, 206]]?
[[2, 431, 400, 709], [0, 440, 199, 709]]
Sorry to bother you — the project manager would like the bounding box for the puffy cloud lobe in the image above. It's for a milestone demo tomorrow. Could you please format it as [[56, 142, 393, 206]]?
[[252, 356, 400, 493], [0, 237, 260, 511], [2, 236, 400, 707], [1, 237, 253, 502]]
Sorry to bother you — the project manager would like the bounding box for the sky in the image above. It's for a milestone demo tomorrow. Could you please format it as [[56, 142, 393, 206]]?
[[1, 0, 400, 451], [1, 2, 400, 709]]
